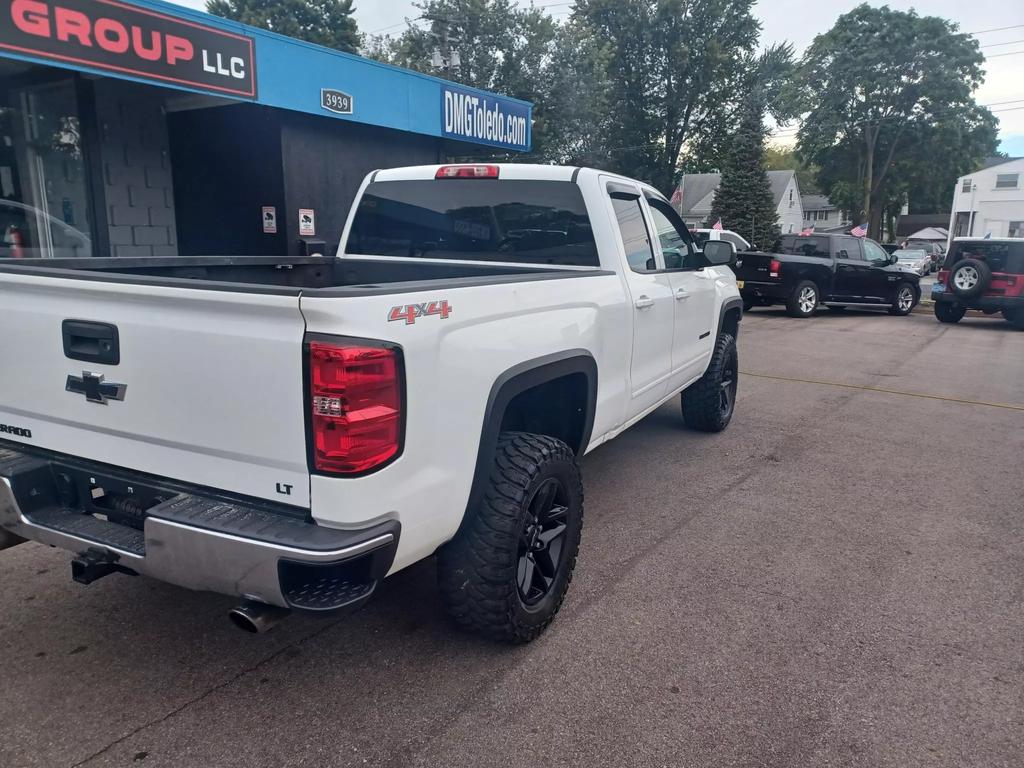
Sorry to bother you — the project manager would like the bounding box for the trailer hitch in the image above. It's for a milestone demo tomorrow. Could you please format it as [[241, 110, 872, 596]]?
[[71, 548, 137, 585]]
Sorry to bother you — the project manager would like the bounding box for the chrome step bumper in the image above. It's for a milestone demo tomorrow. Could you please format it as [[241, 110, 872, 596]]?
[[0, 443, 398, 610]]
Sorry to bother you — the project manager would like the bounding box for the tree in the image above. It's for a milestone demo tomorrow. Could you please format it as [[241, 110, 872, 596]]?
[[570, 0, 764, 193], [794, 4, 993, 238], [206, 0, 360, 53], [705, 95, 780, 248]]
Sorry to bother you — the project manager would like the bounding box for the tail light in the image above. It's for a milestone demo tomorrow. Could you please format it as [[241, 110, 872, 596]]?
[[938, 269, 949, 285], [769, 258, 781, 278], [308, 340, 402, 474], [435, 164, 499, 179]]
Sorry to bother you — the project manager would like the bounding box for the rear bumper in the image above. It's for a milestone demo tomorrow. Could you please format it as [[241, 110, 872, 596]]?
[[0, 443, 398, 611], [933, 292, 1024, 312], [740, 280, 789, 301]]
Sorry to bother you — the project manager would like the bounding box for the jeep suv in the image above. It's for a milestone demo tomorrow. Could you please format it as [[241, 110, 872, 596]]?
[[932, 238, 1024, 329]]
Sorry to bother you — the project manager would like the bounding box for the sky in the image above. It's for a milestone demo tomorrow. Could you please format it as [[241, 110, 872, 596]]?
[[169, 0, 1024, 155]]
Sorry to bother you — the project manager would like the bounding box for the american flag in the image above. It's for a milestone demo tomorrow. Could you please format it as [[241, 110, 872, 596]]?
[[670, 186, 682, 207], [712, 219, 723, 231], [850, 223, 868, 238], [800, 226, 815, 236]]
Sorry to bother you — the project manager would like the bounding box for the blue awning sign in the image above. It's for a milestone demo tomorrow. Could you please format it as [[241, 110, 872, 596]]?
[[441, 85, 530, 151]]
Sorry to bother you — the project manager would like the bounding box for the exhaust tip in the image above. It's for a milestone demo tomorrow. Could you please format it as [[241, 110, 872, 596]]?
[[229, 600, 290, 634]]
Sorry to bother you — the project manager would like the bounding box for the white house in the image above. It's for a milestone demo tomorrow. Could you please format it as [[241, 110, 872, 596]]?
[[676, 170, 803, 235], [948, 157, 1024, 240], [801, 194, 850, 231]]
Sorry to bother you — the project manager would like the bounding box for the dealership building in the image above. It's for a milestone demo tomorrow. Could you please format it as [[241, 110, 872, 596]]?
[[0, 0, 532, 259]]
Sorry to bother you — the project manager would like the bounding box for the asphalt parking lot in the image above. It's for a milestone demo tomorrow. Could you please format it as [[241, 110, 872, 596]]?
[[2, 308, 1022, 768]]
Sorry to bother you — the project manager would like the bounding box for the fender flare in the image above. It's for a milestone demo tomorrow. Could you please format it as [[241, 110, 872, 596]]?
[[464, 350, 598, 519], [718, 296, 744, 337]]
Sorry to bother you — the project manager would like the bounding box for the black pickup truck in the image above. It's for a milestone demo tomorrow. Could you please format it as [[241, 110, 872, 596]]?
[[734, 233, 921, 317]]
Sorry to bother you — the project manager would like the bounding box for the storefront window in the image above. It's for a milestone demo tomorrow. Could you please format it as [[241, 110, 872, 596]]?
[[0, 66, 92, 258]]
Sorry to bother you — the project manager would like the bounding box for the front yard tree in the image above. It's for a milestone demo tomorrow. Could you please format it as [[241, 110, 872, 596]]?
[[794, 4, 990, 239], [706, 95, 779, 249], [207, 0, 360, 52], [572, 0, 762, 193]]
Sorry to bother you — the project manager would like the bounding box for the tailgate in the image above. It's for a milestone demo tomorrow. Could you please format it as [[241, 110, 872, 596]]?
[[0, 272, 311, 507], [733, 252, 775, 282]]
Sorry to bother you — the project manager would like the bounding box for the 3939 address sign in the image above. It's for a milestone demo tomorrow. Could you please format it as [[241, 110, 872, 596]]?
[[0, 0, 257, 99]]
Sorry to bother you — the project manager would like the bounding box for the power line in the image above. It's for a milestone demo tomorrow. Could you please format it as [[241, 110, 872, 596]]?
[[980, 38, 1024, 48], [965, 24, 1024, 35], [768, 102, 1024, 139], [986, 49, 1024, 58], [366, 16, 424, 35]]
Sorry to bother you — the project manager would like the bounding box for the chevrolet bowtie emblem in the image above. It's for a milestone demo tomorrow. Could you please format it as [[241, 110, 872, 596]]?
[[66, 371, 127, 405]]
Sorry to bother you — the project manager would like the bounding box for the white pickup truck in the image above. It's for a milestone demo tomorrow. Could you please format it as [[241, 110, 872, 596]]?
[[0, 164, 742, 642]]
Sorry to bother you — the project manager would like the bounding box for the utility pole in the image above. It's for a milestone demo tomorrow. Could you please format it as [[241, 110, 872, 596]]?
[[425, 13, 463, 77]]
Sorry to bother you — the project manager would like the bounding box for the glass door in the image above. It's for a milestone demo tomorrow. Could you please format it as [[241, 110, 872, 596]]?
[[1, 76, 92, 258]]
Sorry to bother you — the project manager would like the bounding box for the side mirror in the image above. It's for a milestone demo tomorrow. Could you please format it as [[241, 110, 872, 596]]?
[[703, 239, 735, 266], [889, 254, 899, 265]]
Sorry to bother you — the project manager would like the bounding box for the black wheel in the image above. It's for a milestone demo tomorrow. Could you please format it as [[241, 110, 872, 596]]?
[[682, 332, 737, 432], [888, 282, 917, 315], [948, 259, 991, 299], [934, 302, 966, 324], [1004, 308, 1024, 330], [786, 280, 818, 318], [437, 432, 583, 643]]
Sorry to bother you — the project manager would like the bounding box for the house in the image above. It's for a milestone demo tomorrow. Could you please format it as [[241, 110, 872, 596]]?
[[801, 194, 849, 231], [903, 226, 949, 244], [895, 214, 950, 239], [676, 170, 803, 235], [948, 157, 1024, 240]]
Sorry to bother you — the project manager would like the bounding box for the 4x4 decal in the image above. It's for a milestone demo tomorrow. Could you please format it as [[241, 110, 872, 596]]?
[[388, 300, 453, 325]]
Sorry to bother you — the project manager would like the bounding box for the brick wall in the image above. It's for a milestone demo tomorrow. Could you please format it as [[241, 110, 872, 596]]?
[[93, 80, 177, 257]]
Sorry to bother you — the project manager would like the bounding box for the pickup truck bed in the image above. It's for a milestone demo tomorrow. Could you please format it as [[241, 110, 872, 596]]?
[[0, 254, 601, 293]]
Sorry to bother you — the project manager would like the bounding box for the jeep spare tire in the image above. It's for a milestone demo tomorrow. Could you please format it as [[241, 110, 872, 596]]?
[[948, 258, 991, 299]]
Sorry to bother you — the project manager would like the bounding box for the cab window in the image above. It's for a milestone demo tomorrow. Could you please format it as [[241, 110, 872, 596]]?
[[777, 235, 830, 258], [645, 198, 699, 270], [834, 237, 863, 260], [610, 195, 656, 272], [862, 240, 890, 264]]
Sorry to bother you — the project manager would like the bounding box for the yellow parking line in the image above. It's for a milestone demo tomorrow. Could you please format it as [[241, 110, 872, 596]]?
[[740, 371, 1024, 412]]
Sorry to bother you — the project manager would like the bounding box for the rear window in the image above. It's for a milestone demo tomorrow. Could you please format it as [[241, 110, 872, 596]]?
[[776, 235, 830, 258], [345, 180, 599, 266], [944, 241, 1024, 274]]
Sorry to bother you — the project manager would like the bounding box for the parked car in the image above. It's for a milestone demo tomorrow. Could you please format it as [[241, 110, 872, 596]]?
[[903, 240, 944, 272], [734, 233, 921, 317], [932, 237, 1024, 329], [892, 248, 932, 276], [0, 163, 743, 643], [690, 228, 753, 252]]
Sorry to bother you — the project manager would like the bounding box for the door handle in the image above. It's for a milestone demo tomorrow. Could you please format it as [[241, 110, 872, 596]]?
[[634, 295, 655, 309], [674, 288, 690, 301], [62, 320, 120, 365]]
